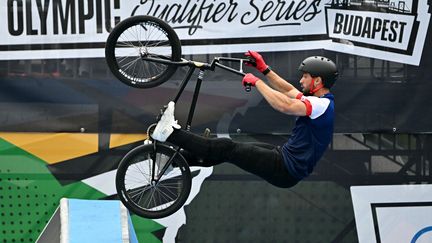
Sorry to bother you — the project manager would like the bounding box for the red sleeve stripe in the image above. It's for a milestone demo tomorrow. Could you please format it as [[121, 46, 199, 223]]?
[[302, 98, 312, 116], [295, 93, 312, 116]]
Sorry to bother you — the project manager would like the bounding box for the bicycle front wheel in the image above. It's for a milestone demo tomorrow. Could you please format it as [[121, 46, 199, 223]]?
[[105, 16, 182, 88], [116, 143, 191, 219]]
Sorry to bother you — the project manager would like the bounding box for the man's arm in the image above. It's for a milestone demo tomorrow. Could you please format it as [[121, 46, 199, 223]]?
[[244, 51, 301, 98], [265, 70, 301, 99], [255, 79, 307, 116]]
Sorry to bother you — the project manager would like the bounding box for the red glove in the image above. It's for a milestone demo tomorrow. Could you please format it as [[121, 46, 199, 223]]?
[[245, 50, 269, 73], [242, 73, 260, 87]]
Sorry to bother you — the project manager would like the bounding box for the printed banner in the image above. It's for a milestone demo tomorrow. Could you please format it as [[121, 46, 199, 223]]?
[[0, 0, 430, 65], [351, 185, 432, 243]]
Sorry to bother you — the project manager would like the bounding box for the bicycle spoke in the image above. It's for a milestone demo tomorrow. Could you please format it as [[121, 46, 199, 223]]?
[[124, 160, 185, 211], [128, 185, 151, 198], [118, 57, 140, 72], [154, 187, 175, 205], [113, 20, 173, 84], [146, 187, 157, 209], [134, 159, 152, 178]]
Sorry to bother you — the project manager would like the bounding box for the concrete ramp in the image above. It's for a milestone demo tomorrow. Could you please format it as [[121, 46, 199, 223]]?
[[37, 198, 138, 243]]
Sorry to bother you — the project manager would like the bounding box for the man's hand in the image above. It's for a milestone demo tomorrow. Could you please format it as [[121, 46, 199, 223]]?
[[242, 73, 261, 87], [245, 50, 269, 73]]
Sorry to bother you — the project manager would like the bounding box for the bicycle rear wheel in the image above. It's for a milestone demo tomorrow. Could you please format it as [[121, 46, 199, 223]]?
[[116, 143, 191, 219], [105, 16, 182, 88]]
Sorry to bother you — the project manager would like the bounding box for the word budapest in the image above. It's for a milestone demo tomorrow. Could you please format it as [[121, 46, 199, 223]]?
[[7, 0, 121, 36], [133, 0, 322, 34], [334, 13, 407, 43], [327, 9, 415, 51]]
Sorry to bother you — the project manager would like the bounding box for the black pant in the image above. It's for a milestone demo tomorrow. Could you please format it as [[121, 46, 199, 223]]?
[[167, 129, 299, 188]]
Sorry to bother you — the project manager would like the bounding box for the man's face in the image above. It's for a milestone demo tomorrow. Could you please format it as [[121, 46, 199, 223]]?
[[299, 72, 314, 94]]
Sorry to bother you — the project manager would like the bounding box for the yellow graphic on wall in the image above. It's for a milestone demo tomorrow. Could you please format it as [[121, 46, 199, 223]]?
[[0, 132, 146, 164]]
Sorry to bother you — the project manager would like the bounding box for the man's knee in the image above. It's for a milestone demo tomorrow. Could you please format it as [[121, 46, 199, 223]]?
[[208, 138, 235, 160]]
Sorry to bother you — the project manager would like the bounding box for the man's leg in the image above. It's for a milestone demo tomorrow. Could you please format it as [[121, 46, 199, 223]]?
[[167, 129, 298, 188], [167, 129, 234, 166], [228, 142, 298, 188], [151, 102, 297, 187]]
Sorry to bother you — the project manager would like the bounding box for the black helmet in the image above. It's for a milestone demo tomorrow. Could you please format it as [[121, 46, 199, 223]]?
[[298, 56, 338, 88]]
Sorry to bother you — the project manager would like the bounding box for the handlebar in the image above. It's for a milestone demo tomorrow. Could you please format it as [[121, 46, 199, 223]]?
[[212, 57, 255, 92], [141, 55, 256, 92]]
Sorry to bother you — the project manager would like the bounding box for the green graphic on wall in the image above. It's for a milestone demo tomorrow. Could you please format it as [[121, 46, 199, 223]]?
[[0, 135, 163, 243]]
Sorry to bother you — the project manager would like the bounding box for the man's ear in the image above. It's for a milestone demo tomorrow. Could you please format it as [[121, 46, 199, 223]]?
[[314, 77, 322, 85]]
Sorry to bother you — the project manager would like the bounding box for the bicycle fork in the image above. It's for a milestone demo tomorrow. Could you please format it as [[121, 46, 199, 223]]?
[[151, 146, 181, 183]]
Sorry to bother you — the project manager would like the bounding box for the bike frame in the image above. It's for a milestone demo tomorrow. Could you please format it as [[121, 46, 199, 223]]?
[[146, 56, 249, 182], [143, 56, 248, 130]]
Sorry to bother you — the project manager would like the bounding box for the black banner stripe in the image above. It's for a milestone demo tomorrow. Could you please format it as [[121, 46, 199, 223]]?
[[0, 35, 328, 51]]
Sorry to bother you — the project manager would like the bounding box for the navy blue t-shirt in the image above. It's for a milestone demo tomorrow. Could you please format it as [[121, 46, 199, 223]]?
[[281, 93, 334, 180]]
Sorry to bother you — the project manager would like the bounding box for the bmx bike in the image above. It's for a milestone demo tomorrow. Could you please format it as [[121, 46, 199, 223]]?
[[105, 15, 253, 219]]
